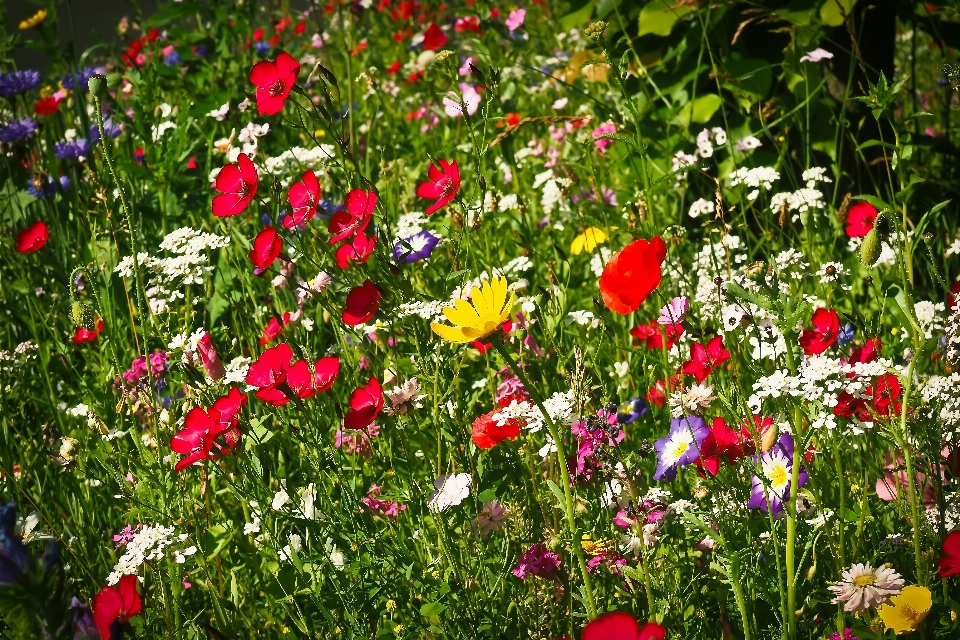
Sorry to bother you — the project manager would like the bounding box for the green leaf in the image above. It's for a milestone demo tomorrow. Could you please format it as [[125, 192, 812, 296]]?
[[723, 281, 774, 312], [852, 194, 893, 213], [477, 488, 498, 502], [820, 0, 858, 27], [445, 269, 469, 281], [677, 94, 722, 124], [559, 0, 594, 32], [420, 602, 446, 617], [545, 479, 566, 507], [143, 1, 202, 28], [723, 58, 773, 98], [638, 0, 692, 37]]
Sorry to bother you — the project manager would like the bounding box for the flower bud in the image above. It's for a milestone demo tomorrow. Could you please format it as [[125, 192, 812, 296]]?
[[859, 213, 888, 268], [71, 300, 95, 330], [196, 332, 226, 381], [87, 74, 107, 98]]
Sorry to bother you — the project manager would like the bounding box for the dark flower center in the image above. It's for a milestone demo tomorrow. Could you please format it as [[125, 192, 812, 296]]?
[[268, 79, 285, 97]]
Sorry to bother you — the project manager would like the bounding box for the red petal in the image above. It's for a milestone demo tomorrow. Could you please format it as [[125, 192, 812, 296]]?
[[92, 585, 124, 640], [417, 181, 443, 199], [249, 59, 279, 87], [583, 611, 640, 640], [274, 51, 302, 82], [215, 163, 242, 193], [237, 153, 258, 184], [315, 356, 340, 391]]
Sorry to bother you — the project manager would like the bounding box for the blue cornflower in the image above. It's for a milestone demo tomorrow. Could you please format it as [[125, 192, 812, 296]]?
[[89, 117, 122, 143], [262, 213, 273, 226], [254, 41, 271, 57], [194, 45, 208, 57], [60, 66, 103, 92], [0, 70, 41, 97], [164, 51, 182, 66], [837, 323, 855, 347], [0, 118, 37, 143], [54, 139, 91, 160], [27, 175, 70, 199]]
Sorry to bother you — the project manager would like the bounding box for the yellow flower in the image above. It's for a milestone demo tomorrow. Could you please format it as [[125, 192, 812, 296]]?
[[430, 278, 515, 344], [570, 227, 609, 255], [386, 599, 397, 612], [580, 534, 614, 556], [19, 9, 47, 30], [878, 585, 932, 635]]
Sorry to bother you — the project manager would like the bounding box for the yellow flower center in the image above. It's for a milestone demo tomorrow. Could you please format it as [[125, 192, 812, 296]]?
[[852, 573, 876, 587], [769, 465, 787, 489]]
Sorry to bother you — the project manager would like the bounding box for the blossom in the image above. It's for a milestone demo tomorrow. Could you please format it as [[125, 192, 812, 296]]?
[[657, 296, 689, 325], [285, 170, 320, 228], [455, 16, 482, 35], [512, 542, 561, 580], [15, 221, 49, 253], [92, 574, 142, 640], [342, 279, 381, 325], [472, 407, 523, 449], [249, 51, 300, 116], [570, 227, 608, 255], [653, 416, 709, 481], [617, 397, 647, 424], [428, 473, 471, 512], [385, 378, 426, 416], [361, 485, 405, 520], [682, 335, 731, 383], [422, 23, 447, 50], [592, 122, 616, 151], [18, 9, 47, 30], [696, 416, 759, 476], [506, 8, 526, 31], [393, 230, 440, 263], [747, 433, 808, 515], [0, 118, 36, 143], [472, 501, 508, 538], [417, 159, 460, 214], [54, 139, 91, 160], [431, 277, 516, 344], [799, 308, 840, 355], [939, 530, 960, 578], [213, 153, 258, 217], [61, 66, 103, 91], [0, 70, 41, 97], [828, 562, 904, 612], [344, 377, 384, 430], [329, 189, 376, 243], [335, 233, 376, 269], [800, 48, 834, 62], [599, 237, 667, 314], [170, 406, 240, 472], [335, 424, 380, 456], [249, 225, 282, 270], [245, 343, 334, 406], [845, 201, 878, 238], [196, 332, 225, 380], [443, 83, 480, 117], [877, 585, 931, 634], [631, 319, 684, 349], [258, 313, 290, 345], [582, 612, 666, 640], [73, 318, 104, 344]]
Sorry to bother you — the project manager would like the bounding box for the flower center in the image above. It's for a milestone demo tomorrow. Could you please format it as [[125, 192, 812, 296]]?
[[901, 605, 920, 623], [767, 463, 788, 491], [663, 432, 694, 465], [268, 79, 285, 97], [438, 177, 455, 198], [852, 573, 876, 587]]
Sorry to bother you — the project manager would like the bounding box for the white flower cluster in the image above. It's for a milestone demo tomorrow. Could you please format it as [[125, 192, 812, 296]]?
[[668, 383, 716, 418], [801, 167, 832, 188], [769, 188, 824, 215], [108, 524, 194, 585], [946, 303, 960, 367], [533, 169, 572, 216], [566, 310, 600, 328], [921, 373, 960, 440], [262, 145, 337, 185], [395, 211, 429, 239], [396, 299, 445, 321], [672, 151, 698, 183], [913, 301, 945, 340], [695, 127, 726, 158], [728, 166, 779, 201], [688, 197, 715, 218]]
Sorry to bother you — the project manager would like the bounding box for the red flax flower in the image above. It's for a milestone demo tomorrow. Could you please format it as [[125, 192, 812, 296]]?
[[170, 407, 233, 471], [249, 51, 301, 116], [682, 335, 731, 383], [845, 201, 878, 238], [335, 233, 376, 269], [472, 408, 523, 449], [212, 387, 247, 448], [422, 23, 447, 50], [599, 237, 667, 314], [631, 319, 684, 349], [245, 343, 338, 405], [34, 95, 61, 116], [249, 225, 283, 270], [799, 308, 840, 355], [92, 574, 142, 640], [15, 221, 49, 253], [286, 170, 321, 228], [213, 153, 258, 217], [342, 279, 381, 325], [72, 318, 104, 344], [417, 159, 460, 214], [938, 530, 960, 578], [329, 188, 377, 243], [583, 611, 666, 640], [259, 312, 291, 345], [345, 377, 384, 430]]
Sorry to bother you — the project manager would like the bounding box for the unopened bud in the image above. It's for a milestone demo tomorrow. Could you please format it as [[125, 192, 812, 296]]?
[[87, 74, 107, 98], [71, 301, 95, 330], [584, 21, 607, 43]]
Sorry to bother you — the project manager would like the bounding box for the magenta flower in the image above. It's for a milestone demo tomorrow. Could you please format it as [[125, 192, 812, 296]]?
[[361, 485, 406, 521], [506, 8, 526, 31], [592, 123, 616, 151], [513, 542, 561, 580]]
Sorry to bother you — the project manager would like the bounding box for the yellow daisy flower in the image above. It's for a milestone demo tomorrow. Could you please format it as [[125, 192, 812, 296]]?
[[570, 227, 608, 255], [430, 278, 515, 344], [580, 534, 614, 556], [19, 9, 47, 31], [878, 585, 932, 635]]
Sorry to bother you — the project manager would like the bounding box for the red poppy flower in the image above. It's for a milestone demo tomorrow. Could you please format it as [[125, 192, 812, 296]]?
[[259, 312, 291, 345], [582, 611, 666, 640], [15, 221, 49, 253], [845, 201, 878, 238], [599, 237, 667, 314], [392, 1, 417, 20], [342, 279, 381, 325], [799, 308, 840, 355], [870, 373, 902, 417], [387, 60, 401, 74], [92, 574, 142, 640], [647, 379, 667, 407], [344, 377, 384, 430], [170, 407, 232, 471], [294, 21, 307, 35], [472, 408, 522, 449], [314, 356, 341, 392], [196, 331, 226, 381], [833, 391, 864, 419], [417, 159, 460, 215], [335, 233, 376, 269], [249, 51, 301, 116], [252, 28, 264, 41], [939, 530, 960, 578], [286, 170, 321, 228], [212, 387, 247, 449], [213, 153, 258, 217], [329, 189, 377, 243], [455, 16, 482, 35], [249, 225, 283, 270], [471, 340, 493, 354], [631, 320, 684, 349], [34, 95, 61, 116], [682, 335, 731, 383], [245, 342, 316, 406], [697, 416, 757, 476], [848, 337, 882, 366], [422, 23, 447, 50], [72, 318, 104, 344]]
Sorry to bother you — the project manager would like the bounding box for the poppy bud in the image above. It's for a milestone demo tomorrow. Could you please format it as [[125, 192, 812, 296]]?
[[87, 74, 107, 98], [760, 421, 779, 453], [860, 213, 889, 268], [71, 301, 95, 330], [196, 332, 226, 381]]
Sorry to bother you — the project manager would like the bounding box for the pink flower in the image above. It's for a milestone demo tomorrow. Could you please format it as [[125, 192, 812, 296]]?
[[360, 485, 406, 520], [442, 84, 480, 118], [828, 562, 903, 612], [592, 123, 616, 151], [513, 542, 561, 580], [334, 424, 380, 456], [471, 501, 508, 538], [506, 8, 526, 31], [196, 332, 225, 381]]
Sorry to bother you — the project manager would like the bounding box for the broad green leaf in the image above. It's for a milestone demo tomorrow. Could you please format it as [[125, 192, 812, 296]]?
[[677, 93, 722, 124], [559, 0, 594, 31], [639, 0, 692, 37], [820, 0, 858, 27]]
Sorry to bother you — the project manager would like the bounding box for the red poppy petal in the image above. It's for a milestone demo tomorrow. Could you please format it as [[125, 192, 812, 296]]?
[[249, 60, 279, 87], [583, 611, 639, 640], [315, 356, 340, 391]]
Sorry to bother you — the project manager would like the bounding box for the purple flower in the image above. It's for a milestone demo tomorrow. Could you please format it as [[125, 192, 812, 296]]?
[[89, 117, 122, 143], [0, 70, 41, 97], [513, 542, 561, 580], [0, 118, 37, 143], [26, 175, 70, 199], [393, 230, 440, 263], [164, 51, 182, 66], [254, 41, 271, 57], [616, 397, 647, 424], [747, 433, 808, 516], [60, 66, 104, 92], [54, 139, 91, 160], [653, 415, 710, 481]]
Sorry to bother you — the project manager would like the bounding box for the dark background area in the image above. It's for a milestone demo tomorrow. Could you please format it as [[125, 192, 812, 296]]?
[[8, 0, 160, 71]]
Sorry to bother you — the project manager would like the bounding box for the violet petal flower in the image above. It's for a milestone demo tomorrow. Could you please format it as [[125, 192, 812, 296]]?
[[747, 433, 808, 516], [653, 415, 709, 481], [393, 230, 440, 263]]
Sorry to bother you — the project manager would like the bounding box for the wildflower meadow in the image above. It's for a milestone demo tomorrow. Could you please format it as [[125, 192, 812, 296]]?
[[4, 0, 960, 638]]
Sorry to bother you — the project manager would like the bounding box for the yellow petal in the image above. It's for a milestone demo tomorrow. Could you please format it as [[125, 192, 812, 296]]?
[[471, 281, 493, 320], [500, 289, 516, 323], [582, 227, 607, 252], [443, 299, 483, 328], [570, 234, 585, 255], [430, 322, 472, 344], [490, 278, 508, 314]]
